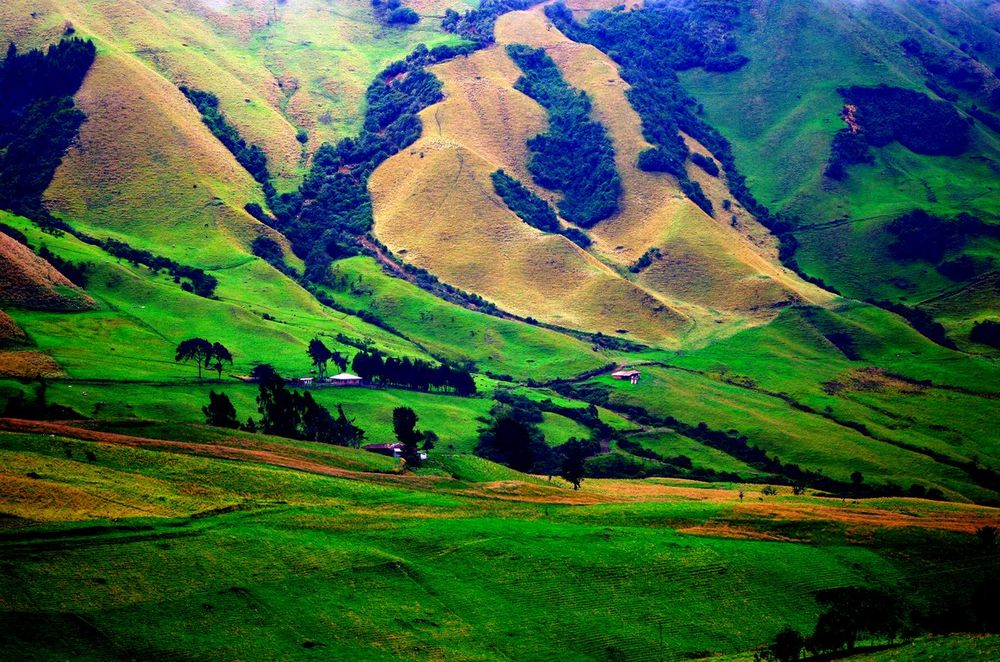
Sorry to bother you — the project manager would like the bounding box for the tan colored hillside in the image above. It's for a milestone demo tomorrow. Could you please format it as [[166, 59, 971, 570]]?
[[0, 234, 95, 311], [371, 4, 832, 347]]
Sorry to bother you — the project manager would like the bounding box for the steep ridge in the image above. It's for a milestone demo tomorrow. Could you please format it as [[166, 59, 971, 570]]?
[[369, 43, 690, 345], [371, 3, 831, 347]]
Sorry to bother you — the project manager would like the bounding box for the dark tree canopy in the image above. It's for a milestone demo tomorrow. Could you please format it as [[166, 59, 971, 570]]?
[[203, 390, 239, 429], [507, 44, 621, 227], [0, 38, 96, 219], [475, 413, 549, 473], [393, 406, 425, 465]]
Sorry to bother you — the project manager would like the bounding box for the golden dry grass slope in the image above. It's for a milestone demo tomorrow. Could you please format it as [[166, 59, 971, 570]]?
[[0, 233, 94, 312], [371, 3, 833, 347]]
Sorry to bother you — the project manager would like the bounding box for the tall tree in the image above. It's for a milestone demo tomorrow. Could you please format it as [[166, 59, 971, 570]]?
[[308, 337, 333, 380], [475, 413, 548, 473], [393, 406, 424, 465], [558, 438, 590, 490], [210, 342, 233, 379], [331, 405, 366, 448], [203, 390, 238, 429], [175, 338, 212, 381]]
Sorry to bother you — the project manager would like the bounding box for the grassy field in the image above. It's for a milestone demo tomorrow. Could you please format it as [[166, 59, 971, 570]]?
[[1, 418, 997, 660]]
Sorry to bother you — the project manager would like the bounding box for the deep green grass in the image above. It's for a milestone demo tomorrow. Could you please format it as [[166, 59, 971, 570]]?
[[573, 304, 1000, 502], [2, 425, 996, 660]]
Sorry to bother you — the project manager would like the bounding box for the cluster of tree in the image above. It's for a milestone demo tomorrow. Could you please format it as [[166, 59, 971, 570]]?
[[35, 244, 90, 287], [865, 298, 956, 350], [441, 1, 544, 45], [970, 319, 1000, 349], [690, 152, 719, 177], [307, 337, 348, 380], [0, 38, 96, 219], [900, 37, 1000, 108], [249, 365, 366, 445], [507, 44, 621, 228], [91, 236, 217, 297], [250, 235, 292, 275], [2, 379, 82, 420], [490, 169, 593, 247], [629, 247, 662, 274], [351, 349, 477, 395], [179, 87, 271, 190], [885, 209, 997, 281], [371, 0, 419, 26], [825, 85, 970, 179], [174, 338, 233, 380], [474, 407, 600, 488]]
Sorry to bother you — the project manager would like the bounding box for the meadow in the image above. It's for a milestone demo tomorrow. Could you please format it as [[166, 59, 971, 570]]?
[[1, 418, 997, 660]]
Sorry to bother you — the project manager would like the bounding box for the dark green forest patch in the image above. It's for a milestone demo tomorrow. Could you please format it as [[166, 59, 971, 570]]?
[[506, 44, 621, 228]]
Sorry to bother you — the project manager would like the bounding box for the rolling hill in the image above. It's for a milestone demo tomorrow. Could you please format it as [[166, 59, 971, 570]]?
[[1, 0, 999, 659]]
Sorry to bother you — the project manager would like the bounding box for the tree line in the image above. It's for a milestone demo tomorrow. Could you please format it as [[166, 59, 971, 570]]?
[[490, 169, 592, 247], [826, 85, 970, 180], [507, 44, 621, 228], [351, 349, 477, 396]]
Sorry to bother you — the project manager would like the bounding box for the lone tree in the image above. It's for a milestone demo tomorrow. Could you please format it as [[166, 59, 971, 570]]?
[[308, 337, 333, 380], [558, 438, 590, 490], [175, 338, 212, 380], [393, 406, 425, 466], [203, 390, 238, 428], [210, 342, 233, 379]]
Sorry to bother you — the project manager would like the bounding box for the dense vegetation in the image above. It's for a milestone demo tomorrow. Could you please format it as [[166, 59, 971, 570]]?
[[491, 169, 593, 247], [0, 39, 95, 219], [179, 86, 271, 189], [546, 2, 755, 218], [252, 367, 366, 446], [826, 86, 970, 179], [372, 0, 419, 27], [886, 209, 998, 268], [267, 46, 459, 276], [506, 44, 621, 227]]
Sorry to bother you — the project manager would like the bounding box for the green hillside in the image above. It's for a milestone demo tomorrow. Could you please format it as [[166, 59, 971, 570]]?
[[1, 0, 999, 659]]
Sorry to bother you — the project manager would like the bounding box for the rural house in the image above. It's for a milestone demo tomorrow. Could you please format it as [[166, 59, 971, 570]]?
[[611, 369, 641, 384], [363, 443, 428, 461], [330, 372, 364, 386]]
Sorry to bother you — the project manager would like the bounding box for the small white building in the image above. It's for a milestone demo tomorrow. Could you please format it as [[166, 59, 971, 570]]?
[[611, 369, 641, 385], [329, 372, 363, 386]]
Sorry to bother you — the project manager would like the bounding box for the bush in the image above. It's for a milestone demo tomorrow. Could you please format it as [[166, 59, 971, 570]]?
[[387, 7, 419, 24]]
